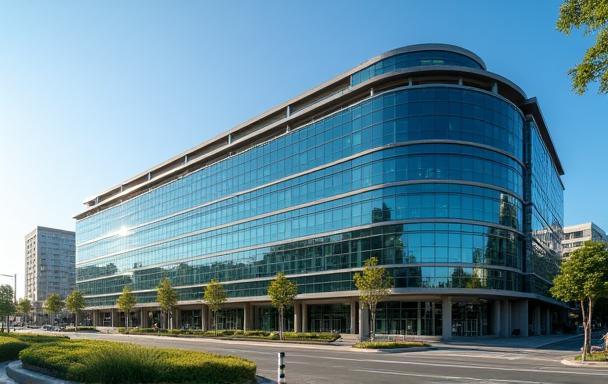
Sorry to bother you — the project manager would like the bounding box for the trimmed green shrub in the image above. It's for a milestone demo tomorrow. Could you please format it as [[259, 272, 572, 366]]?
[[19, 339, 256, 383], [575, 352, 608, 361], [283, 332, 340, 341], [63, 326, 98, 332], [0, 336, 29, 362], [10, 334, 69, 343], [353, 340, 430, 349]]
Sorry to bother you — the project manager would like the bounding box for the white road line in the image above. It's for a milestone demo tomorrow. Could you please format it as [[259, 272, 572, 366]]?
[[353, 369, 554, 384], [286, 354, 608, 377]]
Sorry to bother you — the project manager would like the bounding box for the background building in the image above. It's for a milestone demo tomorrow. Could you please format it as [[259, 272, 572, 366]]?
[[75, 44, 565, 338], [562, 222, 608, 258], [25, 226, 75, 324]]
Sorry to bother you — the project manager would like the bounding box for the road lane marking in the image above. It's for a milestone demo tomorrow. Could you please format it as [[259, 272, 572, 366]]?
[[285, 354, 608, 377], [353, 369, 555, 384]]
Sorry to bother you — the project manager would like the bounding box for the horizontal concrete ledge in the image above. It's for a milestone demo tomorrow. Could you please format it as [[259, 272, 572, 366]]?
[[6, 361, 75, 384], [561, 357, 608, 368]]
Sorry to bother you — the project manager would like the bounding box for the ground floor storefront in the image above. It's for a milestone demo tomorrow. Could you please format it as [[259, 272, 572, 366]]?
[[86, 295, 567, 340]]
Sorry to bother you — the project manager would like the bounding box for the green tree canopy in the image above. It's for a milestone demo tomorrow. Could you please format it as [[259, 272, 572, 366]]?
[[203, 279, 227, 335], [557, 0, 608, 94], [117, 285, 137, 331], [44, 293, 64, 325], [65, 290, 86, 331], [16, 298, 32, 325], [0, 285, 15, 333], [354, 257, 392, 341], [551, 241, 608, 360], [157, 278, 178, 329], [267, 273, 298, 340]]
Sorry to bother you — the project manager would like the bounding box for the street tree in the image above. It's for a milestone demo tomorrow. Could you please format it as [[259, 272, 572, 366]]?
[[44, 293, 64, 326], [0, 285, 15, 333], [16, 298, 32, 326], [557, 0, 608, 94], [65, 290, 86, 332], [117, 285, 137, 332], [551, 241, 608, 361], [354, 257, 392, 341], [157, 278, 177, 330], [203, 279, 226, 336], [267, 273, 298, 340]]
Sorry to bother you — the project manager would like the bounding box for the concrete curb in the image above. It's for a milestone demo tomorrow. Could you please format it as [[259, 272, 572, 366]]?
[[6, 361, 75, 384], [561, 357, 608, 368], [350, 346, 434, 353]]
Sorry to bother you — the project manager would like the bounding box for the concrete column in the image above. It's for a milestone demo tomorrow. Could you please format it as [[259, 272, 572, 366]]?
[[545, 307, 552, 335], [112, 309, 119, 328], [359, 303, 369, 341], [301, 303, 308, 332], [175, 309, 181, 329], [534, 305, 541, 336], [417, 302, 422, 336], [243, 303, 252, 331], [92, 310, 97, 327], [500, 300, 511, 337], [432, 303, 436, 336], [441, 297, 452, 340], [492, 300, 501, 336], [294, 302, 302, 333], [512, 300, 529, 337], [201, 305, 208, 331], [350, 301, 357, 334]]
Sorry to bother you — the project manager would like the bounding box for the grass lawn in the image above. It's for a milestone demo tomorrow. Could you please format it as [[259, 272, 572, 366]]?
[[353, 340, 430, 349]]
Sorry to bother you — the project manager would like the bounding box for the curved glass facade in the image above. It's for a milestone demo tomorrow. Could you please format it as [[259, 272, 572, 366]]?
[[351, 50, 483, 86], [76, 46, 564, 338]]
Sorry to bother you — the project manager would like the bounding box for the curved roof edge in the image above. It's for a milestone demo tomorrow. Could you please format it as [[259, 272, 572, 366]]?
[[369, 43, 487, 70]]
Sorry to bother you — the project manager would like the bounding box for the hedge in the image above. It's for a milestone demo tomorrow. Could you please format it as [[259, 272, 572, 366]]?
[[19, 339, 256, 384], [0, 337, 29, 361], [353, 340, 430, 349], [118, 327, 339, 341], [0, 334, 69, 362]]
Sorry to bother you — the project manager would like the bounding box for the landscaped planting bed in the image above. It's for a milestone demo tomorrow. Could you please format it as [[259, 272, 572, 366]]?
[[575, 351, 608, 361], [118, 327, 340, 342], [353, 340, 430, 349], [0, 334, 69, 362], [19, 339, 257, 383]]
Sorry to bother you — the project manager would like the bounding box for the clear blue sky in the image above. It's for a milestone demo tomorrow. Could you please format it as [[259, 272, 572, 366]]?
[[0, 0, 604, 297]]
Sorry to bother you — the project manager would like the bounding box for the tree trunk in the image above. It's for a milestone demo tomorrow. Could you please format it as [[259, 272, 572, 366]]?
[[279, 307, 284, 341], [370, 311, 376, 341], [588, 298, 594, 355], [75, 313, 78, 333], [581, 299, 588, 361], [5, 316, 9, 334]]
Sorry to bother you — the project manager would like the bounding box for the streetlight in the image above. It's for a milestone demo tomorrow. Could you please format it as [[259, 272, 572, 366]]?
[[0, 273, 17, 302]]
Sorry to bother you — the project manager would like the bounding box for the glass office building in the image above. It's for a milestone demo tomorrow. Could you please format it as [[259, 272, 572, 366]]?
[[75, 44, 565, 338]]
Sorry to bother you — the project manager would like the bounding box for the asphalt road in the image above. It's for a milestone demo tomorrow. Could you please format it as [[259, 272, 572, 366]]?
[[61, 332, 608, 384]]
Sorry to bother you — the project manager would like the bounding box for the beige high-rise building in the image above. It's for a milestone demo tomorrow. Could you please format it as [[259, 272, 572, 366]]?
[[25, 226, 75, 324], [561, 222, 608, 258]]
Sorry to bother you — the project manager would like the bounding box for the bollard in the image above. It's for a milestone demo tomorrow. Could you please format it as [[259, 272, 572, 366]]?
[[277, 352, 286, 383]]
